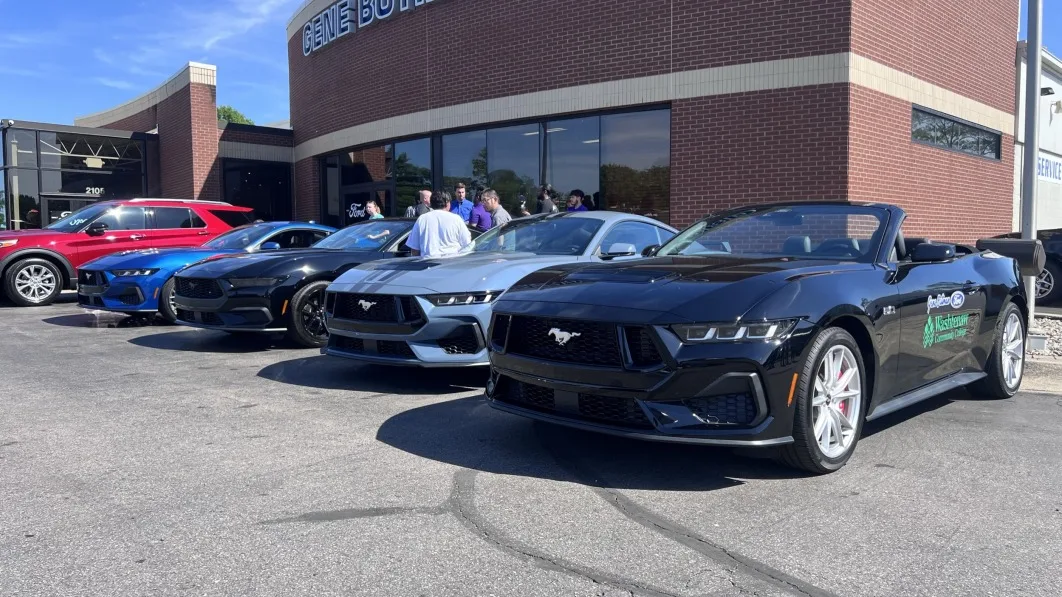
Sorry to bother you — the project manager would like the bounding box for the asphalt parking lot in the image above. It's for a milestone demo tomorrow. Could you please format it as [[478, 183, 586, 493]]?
[[2, 297, 1060, 597]]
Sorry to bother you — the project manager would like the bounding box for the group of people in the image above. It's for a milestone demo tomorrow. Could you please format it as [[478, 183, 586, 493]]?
[[399, 182, 594, 258]]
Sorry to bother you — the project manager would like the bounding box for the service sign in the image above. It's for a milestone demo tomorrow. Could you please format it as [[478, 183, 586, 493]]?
[[1038, 154, 1062, 185], [303, 0, 436, 56]]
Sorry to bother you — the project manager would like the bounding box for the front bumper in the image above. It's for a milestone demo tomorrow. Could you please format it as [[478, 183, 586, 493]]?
[[484, 312, 815, 446], [323, 290, 491, 367], [173, 281, 290, 333], [76, 271, 160, 313]]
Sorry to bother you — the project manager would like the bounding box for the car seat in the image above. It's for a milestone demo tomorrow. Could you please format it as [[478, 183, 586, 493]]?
[[782, 235, 812, 254]]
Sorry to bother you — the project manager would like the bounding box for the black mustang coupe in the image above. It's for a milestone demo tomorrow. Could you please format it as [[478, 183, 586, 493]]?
[[171, 218, 478, 347], [485, 202, 1044, 474]]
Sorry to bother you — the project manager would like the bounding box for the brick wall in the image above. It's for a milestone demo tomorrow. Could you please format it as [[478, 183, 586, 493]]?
[[851, 0, 1018, 113], [102, 105, 158, 133], [294, 158, 320, 221], [848, 86, 1014, 244], [669, 84, 851, 230], [155, 85, 195, 198], [189, 83, 220, 201]]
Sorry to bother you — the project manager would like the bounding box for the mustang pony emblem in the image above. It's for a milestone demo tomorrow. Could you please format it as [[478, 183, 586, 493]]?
[[548, 328, 581, 346], [358, 300, 376, 311]]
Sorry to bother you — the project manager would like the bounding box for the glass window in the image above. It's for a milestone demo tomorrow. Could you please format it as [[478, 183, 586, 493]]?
[[265, 229, 321, 249], [340, 144, 392, 185], [313, 220, 414, 250], [442, 130, 487, 195], [46, 203, 113, 232], [0, 174, 6, 230], [487, 124, 540, 216], [470, 215, 604, 256], [152, 207, 204, 229], [207, 209, 257, 228], [44, 199, 94, 227], [323, 155, 340, 228], [546, 116, 600, 209], [598, 221, 672, 256], [394, 138, 432, 216], [9, 169, 40, 229], [38, 133, 144, 173], [5, 129, 37, 168], [221, 159, 293, 222], [659, 205, 888, 264], [911, 107, 1001, 159], [204, 223, 277, 250], [601, 110, 671, 223], [88, 206, 148, 231], [40, 169, 144, 199]]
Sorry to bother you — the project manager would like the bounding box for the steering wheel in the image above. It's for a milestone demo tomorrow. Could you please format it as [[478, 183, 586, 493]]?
[[813, 240, 860, 258]]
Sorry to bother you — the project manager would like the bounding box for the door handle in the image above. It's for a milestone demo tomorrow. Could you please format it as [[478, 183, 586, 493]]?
[[130, 234, 146, 241], [197, 231, 210, 235]]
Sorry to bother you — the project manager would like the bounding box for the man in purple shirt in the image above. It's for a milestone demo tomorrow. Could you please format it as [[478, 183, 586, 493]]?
[[566, 189, 589, 212], [468, 194, 493, 232]]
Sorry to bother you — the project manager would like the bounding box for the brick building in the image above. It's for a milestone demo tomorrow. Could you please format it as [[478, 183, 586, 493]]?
[[0, 1, 1028, 242]]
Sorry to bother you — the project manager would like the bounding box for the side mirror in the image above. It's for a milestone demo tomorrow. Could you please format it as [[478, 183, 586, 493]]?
[[260, 242, 281, 250], [86, 222, 109, 237], [641, 244, 661, 257], [910, 242, 956, 263], [601, 242, 638, 260], [395, 247, 412, 257]]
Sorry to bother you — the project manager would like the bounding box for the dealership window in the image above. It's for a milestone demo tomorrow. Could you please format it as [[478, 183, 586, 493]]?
[[38, 132, 143, 173], [322, 155, 341, 228], [4, 129, 37, 168], [0, 174, 7, 230], [600, 109, 671, 222], [8, 169, 40, 229], [487, 124, 540, 215], [341, 144, 392, 185], [442, 131, 487, 195], [394, 138, 431, 216], [911, 107, 1001, 160], [221, 159, 293, 222], [546, 116, 601, 208]]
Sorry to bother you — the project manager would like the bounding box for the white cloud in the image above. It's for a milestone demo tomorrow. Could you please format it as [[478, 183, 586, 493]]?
[[94, 77, 136, 90], [93, 48, 115, 65]]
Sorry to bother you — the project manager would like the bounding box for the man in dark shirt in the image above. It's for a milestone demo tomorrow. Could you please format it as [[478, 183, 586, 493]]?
[[520, 186, 557, 217]]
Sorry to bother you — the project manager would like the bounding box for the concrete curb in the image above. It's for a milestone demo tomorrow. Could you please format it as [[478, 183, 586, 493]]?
[[1023, 356, 1062, 394]]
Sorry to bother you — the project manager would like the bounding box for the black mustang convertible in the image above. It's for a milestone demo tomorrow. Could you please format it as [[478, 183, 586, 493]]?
[[485, 202, 1044, 474]]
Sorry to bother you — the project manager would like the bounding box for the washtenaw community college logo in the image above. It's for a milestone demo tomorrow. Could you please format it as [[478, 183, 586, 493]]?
[[358, 300, 376, 311], [548, 328, 581, 346], [926, 290, 965, 313], [923, 312, 972, 349]]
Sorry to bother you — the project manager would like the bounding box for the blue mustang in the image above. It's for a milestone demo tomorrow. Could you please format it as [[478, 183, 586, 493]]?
[[77, 221, 335, 322]]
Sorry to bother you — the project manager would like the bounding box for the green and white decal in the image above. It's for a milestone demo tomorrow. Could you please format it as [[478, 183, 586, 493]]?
[[922, 311, 977, 348]]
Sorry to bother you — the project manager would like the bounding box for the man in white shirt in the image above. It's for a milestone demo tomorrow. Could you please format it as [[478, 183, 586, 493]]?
[[405, 191, 472, 257]]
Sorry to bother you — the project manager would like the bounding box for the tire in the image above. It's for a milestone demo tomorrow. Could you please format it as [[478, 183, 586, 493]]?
[[157, 277, 178, 324], [286, 281, 331, 348], [779, 327, 867, 474], [1035, 260, 1062, 305], [4, 258, 63, 307], [971, 302, 1025, 399]]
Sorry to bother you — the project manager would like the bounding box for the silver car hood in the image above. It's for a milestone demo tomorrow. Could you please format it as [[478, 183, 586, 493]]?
[[330, 252, 591, 294]]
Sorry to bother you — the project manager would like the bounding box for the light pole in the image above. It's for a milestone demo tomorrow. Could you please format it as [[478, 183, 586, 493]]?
[[1021, 0, 1044, 328]]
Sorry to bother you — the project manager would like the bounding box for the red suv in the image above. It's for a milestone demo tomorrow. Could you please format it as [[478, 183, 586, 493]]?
[[0, 199, 255, 307]]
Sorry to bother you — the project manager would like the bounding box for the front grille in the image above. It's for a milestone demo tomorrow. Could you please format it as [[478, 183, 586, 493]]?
[[377, 340, 415, 358], [333, 336, 365, 352], [330, 336, 415, 359], [78, 270, 106, 286], [684, 393, 757, 426], [624, 327, 663, 367], [578, 394, 654, 428], [176, 308, 194, 323], [437, 325, 482, 355], [175, 308, 223, 326], [175, 277, 223, 299], [200, 312, 223, 326], [117, 291, 143, 306], [490, 314, 511, 348], [506, 316, 622, 367], [501, 378, 556, 410], [78, 294, 104, 307], [332, 293, 402, 322]]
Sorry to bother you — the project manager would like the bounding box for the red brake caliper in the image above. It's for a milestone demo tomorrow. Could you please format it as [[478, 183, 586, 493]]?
[[837, 364, 846, 415]]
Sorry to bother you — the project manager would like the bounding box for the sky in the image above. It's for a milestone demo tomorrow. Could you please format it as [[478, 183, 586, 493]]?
[[0, 0, 1056, 127]]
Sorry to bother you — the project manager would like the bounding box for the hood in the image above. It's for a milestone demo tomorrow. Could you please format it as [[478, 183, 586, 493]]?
[[0, 229, 68, 245], [497, 255, 870, 321], [333, 252, 584, 293], [81, 247, 237, 270], [176, 248, 374, 279]]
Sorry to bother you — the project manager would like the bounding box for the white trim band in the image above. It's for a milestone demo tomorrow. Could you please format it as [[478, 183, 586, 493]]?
[[218, 141, 295, 163], [75, 62, 217, 129], [293, 52, 1015, 162]]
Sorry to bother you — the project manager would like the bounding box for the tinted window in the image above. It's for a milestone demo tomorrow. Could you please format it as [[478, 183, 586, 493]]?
[[322, 155, 341, 228], [600, 110, 670, 222], [911, 107, 1001, 159], [265, 229, 323, 249], [442, 130, 487, 194], [659, 205, 888, 263], [221, 159, 293, 221], [394, 138, 431, 217], [152, 207, 204, 229], [38, 133, 144, 173], [92, 206, 148, 231], [487, 124, 540, 216], [208, 209, 256, 228], [8, 169, 40, 230], [341, 145, 392, 185], [598, 222, 670, 255], [46, 202, 111, 232], [471, 216, 603, 256], [5, 129, 37, 168], [204, 223, 278, 250], [313, 220, 414, 250], [546, 116, 600, 208]]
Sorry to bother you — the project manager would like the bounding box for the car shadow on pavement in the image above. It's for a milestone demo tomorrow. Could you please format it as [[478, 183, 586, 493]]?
[[376, 396, 808, 491], [861, 388, 973, 438], [258, 355, 488, 394], [43, 312, 171, 329], [128, 329, 292, 353]]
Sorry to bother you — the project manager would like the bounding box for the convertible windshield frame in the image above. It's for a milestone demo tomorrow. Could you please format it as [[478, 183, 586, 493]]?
[[202, 223, 280, 250], [312, 220, 413, 251], [657, 204, 891, 264], [468, 215, 604, 256]]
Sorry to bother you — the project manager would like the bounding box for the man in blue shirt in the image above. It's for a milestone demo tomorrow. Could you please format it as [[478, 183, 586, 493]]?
[[449, 183, 474, 222], [566, 189, 589, 212]]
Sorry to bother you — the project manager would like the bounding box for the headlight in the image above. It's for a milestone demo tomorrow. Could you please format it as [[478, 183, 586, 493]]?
[[0, 239, 17, 249], [225, 276, 287, 288], [670, 319, 799, 343], [111, 268, 159, 277], [426, 291, 503, 307]]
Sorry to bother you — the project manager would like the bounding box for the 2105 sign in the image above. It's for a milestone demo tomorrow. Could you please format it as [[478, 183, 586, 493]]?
[[85, 187, 105, 196]]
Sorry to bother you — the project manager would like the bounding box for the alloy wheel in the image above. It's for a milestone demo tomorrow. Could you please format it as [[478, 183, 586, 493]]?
[[300, 289, 328, 340], [14, 265, 57, 304], [1035, 269, 1053, 299], [812, 345, 862, 459], [1001, 311, 1024, 389]]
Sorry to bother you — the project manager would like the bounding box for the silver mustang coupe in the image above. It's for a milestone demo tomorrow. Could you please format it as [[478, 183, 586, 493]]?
[[321, 211, 677, 367]]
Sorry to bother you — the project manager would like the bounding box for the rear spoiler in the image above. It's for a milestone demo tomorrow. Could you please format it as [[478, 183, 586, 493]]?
[[975, 238, 1046, 277]]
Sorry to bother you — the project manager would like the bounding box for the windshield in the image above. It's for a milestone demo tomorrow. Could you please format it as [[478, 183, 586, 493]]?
[[313, 220, 413, 250], [469, 216, 603, 256], [658, 205, 889, 263], [203, 223, 280, 250], [45, 203, 113, 232]]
